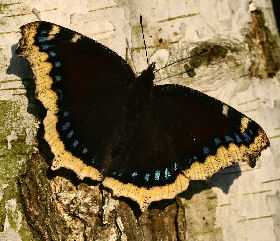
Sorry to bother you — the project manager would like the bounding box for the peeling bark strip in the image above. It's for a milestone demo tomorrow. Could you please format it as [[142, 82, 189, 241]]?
[[246, 9, 280, 78]]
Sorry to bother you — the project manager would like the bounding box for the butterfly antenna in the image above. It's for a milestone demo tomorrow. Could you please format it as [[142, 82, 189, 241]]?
[[32, 8, 42, 20], [154, 48, 208, 73], [126, 38, 137, 73], [140, 15, 149, 66]]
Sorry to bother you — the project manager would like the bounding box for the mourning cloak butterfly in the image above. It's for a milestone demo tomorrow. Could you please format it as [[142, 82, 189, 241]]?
[[16, 21, 269, 211]]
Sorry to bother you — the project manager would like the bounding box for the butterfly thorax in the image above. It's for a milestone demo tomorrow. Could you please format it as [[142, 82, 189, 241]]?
[[126, 63, 155, 112]]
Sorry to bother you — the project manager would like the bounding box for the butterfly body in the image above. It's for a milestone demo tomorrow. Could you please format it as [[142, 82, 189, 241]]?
[[16, 21, 269, 211]]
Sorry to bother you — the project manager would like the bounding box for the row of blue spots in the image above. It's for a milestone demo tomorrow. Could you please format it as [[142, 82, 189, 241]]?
[[206, 129, 255, 156], [37, 30, 50, 51], [60, 111, 91, 160], [213, 133, 243, 147], [37, 31, 64, 100], [128, 166, 174, 183], [110, 163, 178, 182], [36, 31, 92, 165], [186, 129, 256, 168]]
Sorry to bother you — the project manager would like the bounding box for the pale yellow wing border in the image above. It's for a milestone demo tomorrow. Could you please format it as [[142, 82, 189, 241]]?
[[103, 128, 269, 211], [17, 22, 102, 181]]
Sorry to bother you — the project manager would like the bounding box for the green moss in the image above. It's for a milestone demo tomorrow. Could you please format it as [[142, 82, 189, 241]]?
[[0, 2, 22, 14], [0, 100, 39, 240], [0, 3, 9, 14]]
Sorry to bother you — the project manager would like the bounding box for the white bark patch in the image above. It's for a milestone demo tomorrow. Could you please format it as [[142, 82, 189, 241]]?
[[7, 130, 18, 149]]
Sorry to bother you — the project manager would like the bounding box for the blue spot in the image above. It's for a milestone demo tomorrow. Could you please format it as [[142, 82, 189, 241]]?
[[242, 132, 251, 143], [91, 158, 95, 164], [144, 173, 150, 182], [82, 148, 88, 154], [187, 158, 193, 165], [113, 171, 117, 176], [38, 37, 48, 43], [173, 162, 178, 171], [67, 130, 74, 138], [203, 146, 210, 155], [131, 172, 137, 178], [193, 155, 198, 160], [55, 76, 62, 82], [118, 172, 123, 177], [49, 51, 56, 57], [155, 170, 160, 180], [73, 140, 78, 148], [54, 61, 61, 67], [164, 168, 171, 180], [40, 30, 48, 35], [248, 129, 254, 136], [214, 138, 221, 145], [56, 90, 63, 100], [62, 122, 71, 130], [41, 44, 50, 50], [63, 111, 69, 117], [225, 135, 234, 143], [234, 133, 242, 144]]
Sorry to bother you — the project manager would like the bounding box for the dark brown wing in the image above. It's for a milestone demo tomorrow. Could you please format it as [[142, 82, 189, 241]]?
[[152, 84, 269, 179], [16, 21, 135, 181], [103, 84, 269, 211]]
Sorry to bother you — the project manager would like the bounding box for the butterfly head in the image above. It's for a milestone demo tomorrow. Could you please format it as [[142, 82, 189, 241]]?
[[139, 62, 155, 81]]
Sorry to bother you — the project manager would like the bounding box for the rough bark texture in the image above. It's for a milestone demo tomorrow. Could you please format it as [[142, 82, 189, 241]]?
[[1, 0, 280, 240]]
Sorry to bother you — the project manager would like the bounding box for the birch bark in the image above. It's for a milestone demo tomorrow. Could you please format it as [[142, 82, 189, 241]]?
[[0, 0, 279, 240]]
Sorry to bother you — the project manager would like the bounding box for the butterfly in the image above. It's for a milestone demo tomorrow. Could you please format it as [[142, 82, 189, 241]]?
[[16, 21, 269, 211]]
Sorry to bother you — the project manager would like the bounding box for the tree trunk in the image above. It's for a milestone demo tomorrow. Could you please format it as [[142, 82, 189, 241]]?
[[0, 0, 279, 240]]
